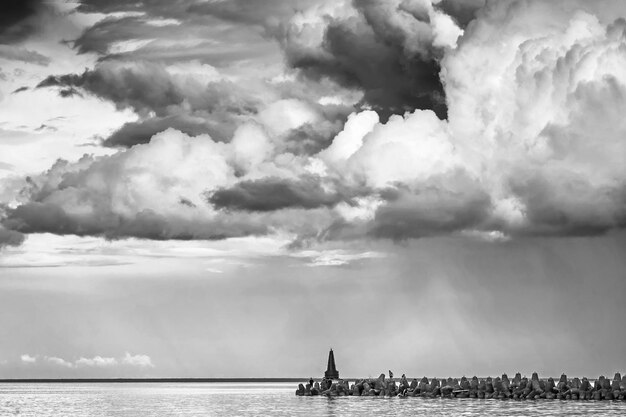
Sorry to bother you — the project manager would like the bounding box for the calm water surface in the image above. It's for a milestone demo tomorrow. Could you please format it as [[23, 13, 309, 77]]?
[[2, 382, 626, 416]]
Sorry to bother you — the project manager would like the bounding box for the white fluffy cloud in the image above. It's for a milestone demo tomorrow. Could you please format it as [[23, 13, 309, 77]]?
[[20, 354, 37, 364], [75, 356, 118, 368], [338, 110, 459, 188], [122, 352, 154, 368], [319, 111, 379, 166], [440, 0, 626, 235], [18, 353, 154, 369], [46, 356, 74, 368]]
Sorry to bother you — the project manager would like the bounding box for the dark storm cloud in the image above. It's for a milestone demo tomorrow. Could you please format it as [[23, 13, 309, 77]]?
[[191, 0, 451, 119], [0, 0, 45, 44], [36, 60, 259, 118], [3, 202, 268, 241], [37, 61, 187, 116], [369, 175, 492, 240], [102, 116, 230, 148], [292, 21, 445, 119], [275, 2, 449, 120], [0, 205, 25, 249], [437, 0, 487, 27], [507, 173, 626, 237], [208, 176, 350, 212], [0, 226, 25, 248]]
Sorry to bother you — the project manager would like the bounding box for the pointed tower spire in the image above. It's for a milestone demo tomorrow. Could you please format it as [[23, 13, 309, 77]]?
[[324, 348, 339, 379]]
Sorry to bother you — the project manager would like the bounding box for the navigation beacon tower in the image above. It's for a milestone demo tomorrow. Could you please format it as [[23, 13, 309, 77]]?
[[324, 348, 339, 379]]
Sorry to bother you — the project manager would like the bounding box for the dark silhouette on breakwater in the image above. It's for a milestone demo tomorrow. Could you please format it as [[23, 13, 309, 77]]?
[[297, 372, 626, 400], [296, 352, 626, 400], [324, 349, 339, 380]]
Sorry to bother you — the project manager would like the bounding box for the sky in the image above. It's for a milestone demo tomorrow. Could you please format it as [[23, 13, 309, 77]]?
[[0, 0, 625, 379]]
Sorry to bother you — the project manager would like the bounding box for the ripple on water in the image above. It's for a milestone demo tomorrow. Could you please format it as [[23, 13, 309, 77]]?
[[1, 383, 625, 417]]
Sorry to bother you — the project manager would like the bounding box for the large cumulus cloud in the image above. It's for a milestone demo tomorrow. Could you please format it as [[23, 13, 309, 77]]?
[[2, 125, 339, 241], [440, 0, 626, 236], [4, 0, 626, 245]]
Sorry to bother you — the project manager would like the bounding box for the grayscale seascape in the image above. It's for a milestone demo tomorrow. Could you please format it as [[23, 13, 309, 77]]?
[[1, 0, 625, 416], [3, 383, 626, 417]]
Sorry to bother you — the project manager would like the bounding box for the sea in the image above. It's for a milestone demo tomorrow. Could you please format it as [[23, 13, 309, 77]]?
[[2, 382, 626, 416]]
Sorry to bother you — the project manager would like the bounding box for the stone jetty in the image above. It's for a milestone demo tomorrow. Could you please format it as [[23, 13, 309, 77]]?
[[296, 350, 626, 400]]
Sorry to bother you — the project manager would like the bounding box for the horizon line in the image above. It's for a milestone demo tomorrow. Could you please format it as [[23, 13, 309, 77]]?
[[0, 378, 311, 383]]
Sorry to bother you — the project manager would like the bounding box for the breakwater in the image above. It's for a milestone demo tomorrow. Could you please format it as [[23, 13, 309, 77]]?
[[296, 372, 626, 400]]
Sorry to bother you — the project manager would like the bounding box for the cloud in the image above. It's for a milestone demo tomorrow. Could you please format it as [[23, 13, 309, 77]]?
[[367, 174, 492, 240], [20, 354, 36, 364], [436, 0, 486, 28], [460, 229, 511, 243], [0, 45, 50, 65], [0, 224, 25, 249], [4, 0, 626, 246], [101, 115, 231, 148], [208, 176, 350, 212], [75, 356, 117, 367], [36, 60, 263, 148], [253, 98, 351, 156], [75, 0, 188, 17], [122, 352, 154, 368], [38, 69, 355, 170], [67, 0, 283, 74], [189, 0, 323, 28], [280, 121, 344, 155], [73, 16, 154, 56], [438, 0, 626, 236], [2, 130, 274, 241], [0, 0, 46, 43], [272, 0, 461, 119], [27, 1, 356, 160], [46, 356, 73, 368], [36, 60, 243, 117], [292, 249, 386, 266], [11, 86, 29, 94], [17, 353, 154, 369], [189, 0, 460, 118]]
